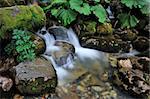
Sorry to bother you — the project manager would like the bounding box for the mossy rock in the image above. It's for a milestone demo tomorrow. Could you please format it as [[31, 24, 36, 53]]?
[[96, 23, 113, 35], [14, 57, 57, 95], [0, 5, 46, 39]]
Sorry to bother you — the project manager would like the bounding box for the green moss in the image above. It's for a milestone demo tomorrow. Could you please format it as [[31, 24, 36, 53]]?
[[0, 5, 46, 39], [17, 77, 57, 94]]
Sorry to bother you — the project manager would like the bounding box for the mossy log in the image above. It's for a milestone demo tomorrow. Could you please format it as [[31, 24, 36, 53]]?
[[0, 5, 46, 39]]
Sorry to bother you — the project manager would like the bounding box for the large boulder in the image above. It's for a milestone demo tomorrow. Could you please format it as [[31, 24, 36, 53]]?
[[81, 36, 131, 53], [0, 5, 46, 39], [13, 57, 57, 95]]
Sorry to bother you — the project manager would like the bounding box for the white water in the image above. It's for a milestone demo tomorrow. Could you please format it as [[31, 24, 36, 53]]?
[[67, 28, 103, 60], [37, 27, 60, 55], [37, 26, 108, 85]]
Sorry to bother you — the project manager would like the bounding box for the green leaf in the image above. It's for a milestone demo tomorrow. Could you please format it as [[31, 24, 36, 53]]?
[[140, 4, 150, 14], [51, 8, 61, 17], [91, 5, 107, 23], [43, 0, 67, 11], [129, 15, 139, 27], [118, 13, 139, 28], [52, 8, 77, 26], [70, 0, 91, 15], [94, 0, 100, 2], [121, 0, 147, 9]]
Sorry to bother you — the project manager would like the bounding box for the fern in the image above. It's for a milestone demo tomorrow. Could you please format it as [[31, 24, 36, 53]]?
[[5, 29, 36, 62]]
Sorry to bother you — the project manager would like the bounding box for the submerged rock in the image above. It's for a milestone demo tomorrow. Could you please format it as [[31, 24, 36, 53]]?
[[50, 72, 117, 99], [13, 57, 57, 95], [0, 5, 46, 39], [81, 36, 131, 53]]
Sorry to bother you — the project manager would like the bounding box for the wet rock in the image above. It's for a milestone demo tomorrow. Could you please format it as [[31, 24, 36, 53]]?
[[136, 49, 150, 58], [111, 56, 150, 98], [48, 26, 69, 41], [74, 20, 97, 37], [81, 36, 131, 53], [114, 29, 138, 41], [13, 57, 57, 95], [0, 57, 17, 73], [0, 5, 46, 39], [52, 40, 75, 68], [97, 23, 113, 35], [132, 36, 149, 52], [144, 23, 150, 33], [30, 33, 45, 54], [0, 76, 13, 92]]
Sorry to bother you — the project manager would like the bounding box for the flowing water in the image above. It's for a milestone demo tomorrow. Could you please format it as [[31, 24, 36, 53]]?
[[37, 26, 109, 85]]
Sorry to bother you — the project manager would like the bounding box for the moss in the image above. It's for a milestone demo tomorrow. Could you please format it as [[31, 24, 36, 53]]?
[[0, 5, 46, 39], [97, 23, 113, 35], [17, 77, 57, 95]]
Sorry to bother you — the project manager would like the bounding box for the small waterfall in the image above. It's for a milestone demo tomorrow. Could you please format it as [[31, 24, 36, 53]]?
[[37, 27, 60, 55], [37, 26, 108, 85], [67, 28, 103, 60], [42, 55, 69, 81]]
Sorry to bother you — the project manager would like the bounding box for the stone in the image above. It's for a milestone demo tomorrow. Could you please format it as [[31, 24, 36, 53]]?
[[96, 23, 113, 35], [0, 5, 46, 39], [0, 76, 13, 92], [111, 56, 150, 98], [13, 57, 57, 95], [81, 36, 131, 53], [48, 26, 69, 41], [30, 33, 45, 54], [52, 40, 75, 67], [132, 36, 149, 52], [0, 57, 17, 73], [114, 29, 138, 41]]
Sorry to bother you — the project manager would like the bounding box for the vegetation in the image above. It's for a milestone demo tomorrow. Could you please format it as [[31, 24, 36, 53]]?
[[118, 0, 150, 28], [44, 0, 107, 26], [42, 0, 150, 28], [5, 29, 36, 62]]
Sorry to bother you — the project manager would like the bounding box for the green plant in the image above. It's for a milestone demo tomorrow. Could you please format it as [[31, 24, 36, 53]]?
[[44, 0, 107, 26], [118, 13, 139, 28], [5, 29, 36, 62], [118, 0, 150, 28]]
